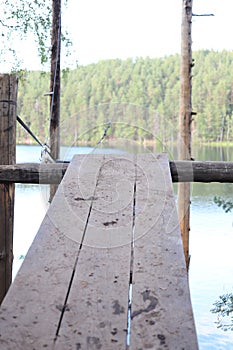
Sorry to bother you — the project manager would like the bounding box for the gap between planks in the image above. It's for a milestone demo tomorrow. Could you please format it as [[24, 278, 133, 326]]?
[[0, 153, 198, 350]]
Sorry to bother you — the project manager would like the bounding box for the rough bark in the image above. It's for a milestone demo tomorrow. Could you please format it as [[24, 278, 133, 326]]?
[[49, 0, 61, 200], [178, 0, 193, 268], [0, 74, 17, 303]]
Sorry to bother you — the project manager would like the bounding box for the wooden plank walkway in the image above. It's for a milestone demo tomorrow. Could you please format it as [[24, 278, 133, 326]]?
[[0, 153, 198, 349]]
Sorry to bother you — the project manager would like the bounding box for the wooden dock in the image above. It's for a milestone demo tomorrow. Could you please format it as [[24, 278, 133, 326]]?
[[0, 153, 198, 349]]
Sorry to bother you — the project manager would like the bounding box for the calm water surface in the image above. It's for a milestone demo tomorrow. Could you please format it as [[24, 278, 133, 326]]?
[[14, 144, 233, 349]]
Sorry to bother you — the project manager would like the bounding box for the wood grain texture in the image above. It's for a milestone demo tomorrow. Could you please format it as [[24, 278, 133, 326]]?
[[130, 154, 198, 349], [55, 154, 135, 349], [0, 155, 104, 349], [0, 154, 198, 349], [0, 74, 18, 303]]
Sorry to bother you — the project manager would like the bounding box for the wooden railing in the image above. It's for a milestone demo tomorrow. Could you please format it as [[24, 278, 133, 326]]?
[[0, 160, 232, 184]]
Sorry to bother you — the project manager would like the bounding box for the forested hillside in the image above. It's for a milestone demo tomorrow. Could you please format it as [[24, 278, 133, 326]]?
[[17, 50, 233, 145]]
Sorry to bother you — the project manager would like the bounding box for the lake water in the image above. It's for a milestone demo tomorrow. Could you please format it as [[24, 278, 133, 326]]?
[[14, 144, 233, 349]]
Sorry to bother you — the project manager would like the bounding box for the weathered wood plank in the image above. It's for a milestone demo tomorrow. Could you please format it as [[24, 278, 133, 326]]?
[[0, 155, 104, 349], [0, 153, 198, 349], [55, 154, 135, 349], [0, 74, 18, 303], [130, 153, 198, 349]]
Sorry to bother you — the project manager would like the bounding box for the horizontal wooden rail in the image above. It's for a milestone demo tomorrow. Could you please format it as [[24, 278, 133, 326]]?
[[0, 160, 232, 184], [170, 160, 233, 183], [0, 163, 68, 184]]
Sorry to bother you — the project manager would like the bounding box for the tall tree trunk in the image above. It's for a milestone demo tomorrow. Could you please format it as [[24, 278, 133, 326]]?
[[178, 0, 193, 269], [49, 0, 61, 200]]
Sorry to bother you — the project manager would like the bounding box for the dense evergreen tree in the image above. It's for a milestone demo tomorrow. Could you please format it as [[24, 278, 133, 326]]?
[[16, 50, 233, 145]]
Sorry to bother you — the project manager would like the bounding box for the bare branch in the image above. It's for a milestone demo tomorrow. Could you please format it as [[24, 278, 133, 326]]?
[[0, 19, 20, 29], [192, 13, 214, 17]]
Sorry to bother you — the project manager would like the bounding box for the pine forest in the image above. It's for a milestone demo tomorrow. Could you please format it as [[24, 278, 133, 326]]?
[[17, 50, 233, 146]]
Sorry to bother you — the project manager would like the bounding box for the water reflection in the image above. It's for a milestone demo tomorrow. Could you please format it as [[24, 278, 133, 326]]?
[[13, 184, 48, 278], [211, 293, 233, 331], [190, 192, 233, 349]]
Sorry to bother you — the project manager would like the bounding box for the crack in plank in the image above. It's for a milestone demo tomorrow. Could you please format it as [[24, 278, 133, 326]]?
[[126, 153, 137, 348], [53, 156, 105, 342]]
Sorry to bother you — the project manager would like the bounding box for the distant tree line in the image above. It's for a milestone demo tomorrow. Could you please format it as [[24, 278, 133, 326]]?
[[16, 50, 233, 145]]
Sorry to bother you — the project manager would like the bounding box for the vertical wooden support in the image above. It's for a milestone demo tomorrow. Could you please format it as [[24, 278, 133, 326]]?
[[178, 0, 193, 269], [0, 74, 18, 303], [49, 0, 61, 200]]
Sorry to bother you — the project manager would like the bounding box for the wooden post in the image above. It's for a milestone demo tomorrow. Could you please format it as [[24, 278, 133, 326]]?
[[178, 0, 193, 269], [49, 0, 61, 200], [0, 74, 18, 303]]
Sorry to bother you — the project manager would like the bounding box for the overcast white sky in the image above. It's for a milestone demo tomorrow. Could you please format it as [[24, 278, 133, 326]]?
[[63, 0, 233, 66], [2, 0, 233, 70]]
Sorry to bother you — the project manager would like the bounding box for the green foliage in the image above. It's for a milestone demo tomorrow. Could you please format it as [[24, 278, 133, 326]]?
[[16, 50, 233, 146], [211, 294, 233, 331], [214, 196, 233, 213], [17, 70, 50, 143], [1, 0, 72, 68], [1, 0, 51, 66]]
